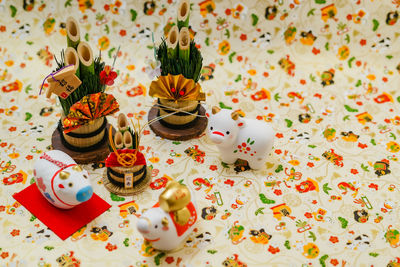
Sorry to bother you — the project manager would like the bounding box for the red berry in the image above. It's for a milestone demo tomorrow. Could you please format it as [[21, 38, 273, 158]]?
[[242, 143, 246, 147], [171, 87, 176, 92], [179, 90, 185, 96]]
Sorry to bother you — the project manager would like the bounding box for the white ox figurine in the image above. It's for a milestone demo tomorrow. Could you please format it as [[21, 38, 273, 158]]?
[[34, 150, 93, 209], [137, 181, 197, 251], [206, 106, 274, 169]]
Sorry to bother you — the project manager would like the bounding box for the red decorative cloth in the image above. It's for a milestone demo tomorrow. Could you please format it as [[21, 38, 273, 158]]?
[[105, 149, 146, 167], [13, 183, 111, 240]]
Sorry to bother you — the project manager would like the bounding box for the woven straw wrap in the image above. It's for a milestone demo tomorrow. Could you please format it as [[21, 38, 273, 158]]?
[[108, 165, 145, 184], [102, 166, 152, 196], [62, 117, 105, 148], [159, 99, 198, 125]]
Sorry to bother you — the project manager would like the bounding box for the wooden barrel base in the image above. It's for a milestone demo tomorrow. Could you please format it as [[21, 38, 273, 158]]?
[[148, 104, 208, 141], [51, 123, 115, 164]]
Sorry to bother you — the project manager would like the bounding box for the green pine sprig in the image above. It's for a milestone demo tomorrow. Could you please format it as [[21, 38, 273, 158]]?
[[157, 39, 202, 83]]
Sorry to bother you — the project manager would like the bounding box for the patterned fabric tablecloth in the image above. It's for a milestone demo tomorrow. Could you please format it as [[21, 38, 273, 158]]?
[[0, 0, 400, 266]]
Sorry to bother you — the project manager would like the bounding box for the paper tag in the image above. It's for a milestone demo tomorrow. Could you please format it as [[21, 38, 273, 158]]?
[[46, 65, 82, 99], [124, 173, 134, 189]]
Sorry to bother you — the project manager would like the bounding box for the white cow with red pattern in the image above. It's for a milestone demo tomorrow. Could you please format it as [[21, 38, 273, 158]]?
[[206, 106, 274, 170], [34, 150, 93, 209], [136, 181, 197, 251]]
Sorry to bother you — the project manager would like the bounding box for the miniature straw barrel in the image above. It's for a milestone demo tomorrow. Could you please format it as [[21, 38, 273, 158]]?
[[158, 99, 199, 127], [64, 47, 80, 78], [61, 117, 106, 149], [177, 0, 190, 29], [107, 165, 147, 187], [77, 42, 94, 78], [66, 17, 80, 49]]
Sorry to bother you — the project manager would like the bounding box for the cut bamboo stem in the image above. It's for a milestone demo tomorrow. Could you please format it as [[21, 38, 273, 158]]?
[[177, 0, 190, 30], [118, 113, 129, 132], [77, 42, 94, 78], [66, 17, 80, 49], [123, 131, 133, 149], [114, 131, 123, 149], [64, 47, 80, 78], [167, 25, 179, 59], [178, 27, 190, 62]]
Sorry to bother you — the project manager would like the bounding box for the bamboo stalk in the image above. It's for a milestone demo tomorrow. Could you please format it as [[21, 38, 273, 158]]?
[[167, 25, 179, 59], [66, 17, 80, 49], [77, 42, 94, 78], [64, 47, 80, 78], [177, 0, 190, 30], [178, 27, 190, 62]]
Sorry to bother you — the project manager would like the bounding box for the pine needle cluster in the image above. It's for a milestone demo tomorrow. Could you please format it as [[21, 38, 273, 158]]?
[[157, 39, 203, 83]]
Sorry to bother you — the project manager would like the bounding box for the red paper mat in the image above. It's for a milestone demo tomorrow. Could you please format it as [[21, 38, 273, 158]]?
[[13, 183, 111, 240]]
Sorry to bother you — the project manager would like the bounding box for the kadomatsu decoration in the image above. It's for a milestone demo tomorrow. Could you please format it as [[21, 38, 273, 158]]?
[[40, 17, 119, 163], [102, 114, 151, 196], [147, 0, 207, 141]]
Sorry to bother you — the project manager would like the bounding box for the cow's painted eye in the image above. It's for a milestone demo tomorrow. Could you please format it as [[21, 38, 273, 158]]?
[[210, 127, 213, 130], [154, 225, 158, 229], [83, 175, 88, 179], [226, 131, 230, 135], [68, 182, 73, 187]]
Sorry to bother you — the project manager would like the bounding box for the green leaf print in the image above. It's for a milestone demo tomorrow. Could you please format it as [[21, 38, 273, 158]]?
[[154, 252, 166, 265], [322, 183, 332, 195], [251, 14, 259, 26], [259, 194, 275, 204], [10, 5, 17, 17], [338, 217, 348, 229], [319, 255, 329, 267], [255, 207, 265, 215], [372, 19, 379, 31], [344, 105, 358, 112], [275, 165, 283, 173], [285, 119, 293, 128], [110, 193, 125, 201], [308, 231, 316, 241], [228, 52, 236, 63], [130, 9, 138, 21]]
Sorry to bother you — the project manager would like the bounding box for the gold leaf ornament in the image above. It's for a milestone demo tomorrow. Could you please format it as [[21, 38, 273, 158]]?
[[149, 74, 205, 102]]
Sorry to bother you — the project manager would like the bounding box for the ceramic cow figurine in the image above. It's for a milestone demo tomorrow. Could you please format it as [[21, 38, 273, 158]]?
[[206, 106, 274, 169], [136, 181, 197, 251], [34, 150, 93, 209]]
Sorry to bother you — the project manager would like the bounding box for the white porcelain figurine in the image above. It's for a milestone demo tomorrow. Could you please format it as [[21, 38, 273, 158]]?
[[34, 150, 93, 209], [206, 106, 274, 169], [137, 181, 197, 251]]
